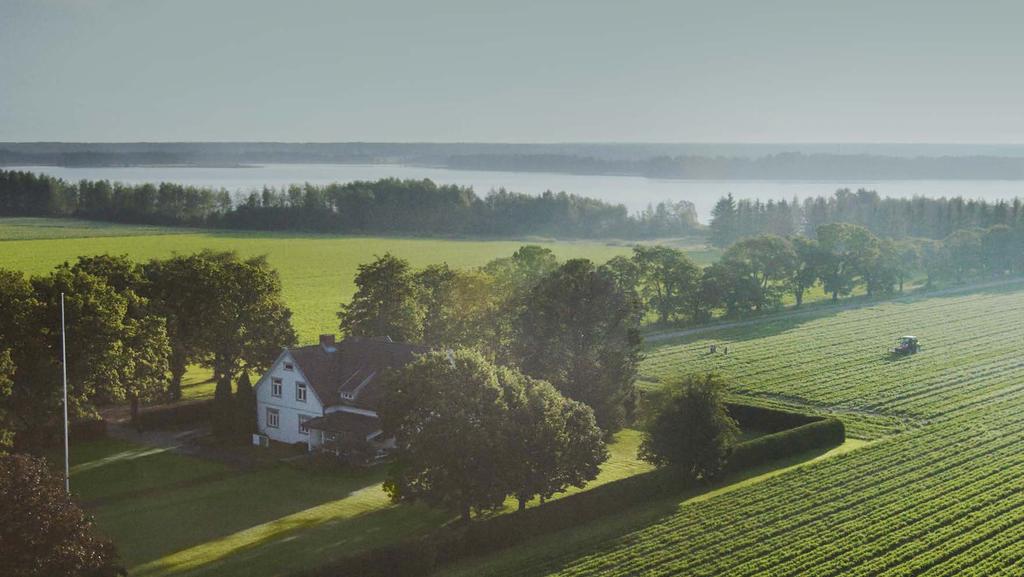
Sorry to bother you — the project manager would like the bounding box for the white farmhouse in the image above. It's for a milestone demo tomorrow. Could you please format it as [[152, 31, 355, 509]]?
[[254, 334, 427, 453]]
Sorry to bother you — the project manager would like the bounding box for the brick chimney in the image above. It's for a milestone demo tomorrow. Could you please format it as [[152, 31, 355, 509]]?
[[319, 334, 337, 352]]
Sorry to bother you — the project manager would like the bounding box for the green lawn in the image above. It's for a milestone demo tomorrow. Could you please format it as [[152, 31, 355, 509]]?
[[69, 429, 650, 577], [66, 438, 229, 504]]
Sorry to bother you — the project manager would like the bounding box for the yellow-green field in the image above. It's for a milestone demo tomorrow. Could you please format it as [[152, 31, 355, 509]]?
[[0, 217, 710, 342]]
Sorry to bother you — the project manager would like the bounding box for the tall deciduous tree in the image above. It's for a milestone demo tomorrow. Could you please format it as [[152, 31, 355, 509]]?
[[894, 240, 922, 293], [482, 245, 560, 360], [601, 255, 642, 297], [516, 259, 643, 432], [945, 229, 984, 283], [632, 246, 701, 324], [699, 260, 762, 318], [381, 349, 510, 521], [415, 264, 497, 349], [790, 236, 824, 306], [120, 316, 171, 429], [143, 254, 222, 400], [70, 255, 169, 425], [0, 453, 124, 577], [202, 253, 295, 439], [638, 374, 739, 481], [498, 367, 607, 511], [720, 236, 798, 311], [338, 253, 422, 342], [816, 223, 879, 302]]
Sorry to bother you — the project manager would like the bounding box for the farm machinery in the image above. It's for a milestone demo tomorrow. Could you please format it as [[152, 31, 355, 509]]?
[[892, 335, 920, 355]]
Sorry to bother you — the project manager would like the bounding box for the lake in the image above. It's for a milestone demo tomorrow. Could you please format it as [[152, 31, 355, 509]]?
[[11, 164, 1024, 223]]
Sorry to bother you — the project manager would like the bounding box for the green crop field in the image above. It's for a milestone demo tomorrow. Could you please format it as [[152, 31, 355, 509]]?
[[432, 280, 1024, 577]]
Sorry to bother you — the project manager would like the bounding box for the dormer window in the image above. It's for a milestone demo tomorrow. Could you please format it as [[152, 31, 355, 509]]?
[[271, 378, 283, 398], [283, 362, 294, 371], [296, 382, 307, 403]]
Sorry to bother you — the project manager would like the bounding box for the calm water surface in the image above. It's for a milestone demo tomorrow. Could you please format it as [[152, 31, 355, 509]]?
[[12, 164, 1024, 223]]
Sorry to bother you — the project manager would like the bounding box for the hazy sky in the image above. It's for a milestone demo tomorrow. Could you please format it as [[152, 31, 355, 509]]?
[[2, 0, 1023, 143]]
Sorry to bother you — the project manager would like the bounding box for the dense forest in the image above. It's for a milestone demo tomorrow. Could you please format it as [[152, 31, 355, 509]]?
[[0, 169, 699, 238], [708, 188, 1024, 247], [4, 169, 1024, 244]]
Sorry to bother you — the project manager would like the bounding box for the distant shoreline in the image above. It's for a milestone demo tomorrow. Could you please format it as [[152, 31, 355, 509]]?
[[7, 160, 1024, 182]]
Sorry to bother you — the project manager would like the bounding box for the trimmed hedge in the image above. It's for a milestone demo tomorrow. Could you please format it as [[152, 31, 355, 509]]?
[[728, 417, 845, 471], [725, 402, 820, 433], [290, 403, 845, 577], [138, 399, 213, 429]]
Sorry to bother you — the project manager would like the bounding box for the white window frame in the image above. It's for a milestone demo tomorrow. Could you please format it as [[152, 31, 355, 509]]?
[[283, 362, 294, 371], [296, 382, 307, 403], [298, 414, 312, 435], [271, 377, 283, 398], [266, 408, 280, 428]]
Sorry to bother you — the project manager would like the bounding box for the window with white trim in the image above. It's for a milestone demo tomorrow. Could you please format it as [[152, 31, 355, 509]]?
[[266, 408, 279, 428], [296, 382, 307, 403], [298, 414, 312, 435], [283, 362, 294, 371], [271, 377, 283, 398]]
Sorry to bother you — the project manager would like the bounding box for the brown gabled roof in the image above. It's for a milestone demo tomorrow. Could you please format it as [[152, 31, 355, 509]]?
[[304, 411, 382, 438], [287, 336, 428, 410]]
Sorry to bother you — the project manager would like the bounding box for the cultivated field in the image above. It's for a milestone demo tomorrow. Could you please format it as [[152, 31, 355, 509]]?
[[437, 280, 1024, 576]]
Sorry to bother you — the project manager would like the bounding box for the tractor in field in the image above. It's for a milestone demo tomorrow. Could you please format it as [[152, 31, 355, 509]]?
[[892, 335, 920, 355]]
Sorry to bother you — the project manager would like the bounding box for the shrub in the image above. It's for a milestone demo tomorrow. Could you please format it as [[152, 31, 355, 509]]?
[[638, 375, 739, 480]]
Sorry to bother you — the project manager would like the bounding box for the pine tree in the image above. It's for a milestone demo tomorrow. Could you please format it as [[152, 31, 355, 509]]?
[[709, 194, 738, 248]]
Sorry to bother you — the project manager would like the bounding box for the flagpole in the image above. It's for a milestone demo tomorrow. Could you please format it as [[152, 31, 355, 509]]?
[[61, 292, 70, 494]]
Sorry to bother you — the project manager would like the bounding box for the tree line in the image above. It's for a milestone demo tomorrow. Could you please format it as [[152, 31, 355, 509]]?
[[625, 221, 1022, 324], [0, 251, 295, 451], [709, 188, 1024, 247], [0, 169, 699, 239]]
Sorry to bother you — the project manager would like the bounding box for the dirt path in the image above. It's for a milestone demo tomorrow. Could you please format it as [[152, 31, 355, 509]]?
[[646, 276, 1024, 343]]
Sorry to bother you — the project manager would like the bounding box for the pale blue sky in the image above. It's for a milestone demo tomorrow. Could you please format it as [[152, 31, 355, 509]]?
[[2, 0, 1022, 142]]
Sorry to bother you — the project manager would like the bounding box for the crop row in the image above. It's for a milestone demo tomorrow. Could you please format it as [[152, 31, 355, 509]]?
[[497, 287, 1024, 577]]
